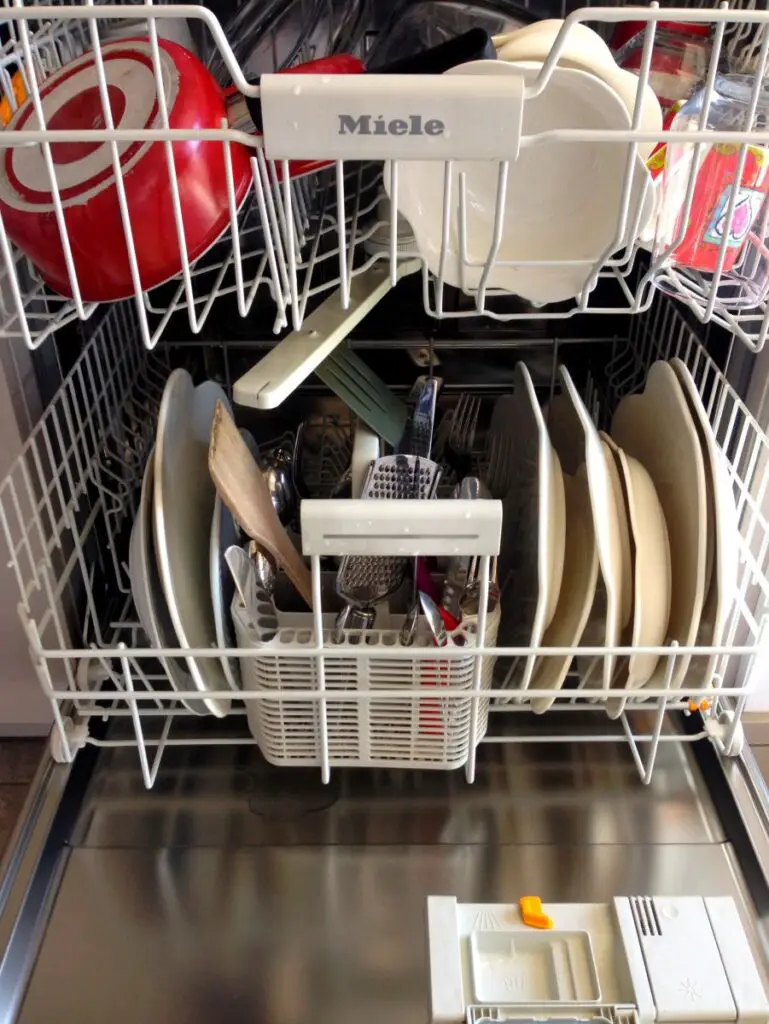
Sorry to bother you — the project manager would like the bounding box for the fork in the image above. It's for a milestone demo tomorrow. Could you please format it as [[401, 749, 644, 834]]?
[[447, 394, 481, 478]]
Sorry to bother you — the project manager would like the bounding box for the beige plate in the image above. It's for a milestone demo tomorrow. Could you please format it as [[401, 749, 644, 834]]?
[[600, 432, 633, 632], [671, 358, 740, 688], [546, 368, 627, 690], [546, 447, 567, 629], [496, 362, 566, 697], [603, 437, 673, 719], [611, 361, 707, 690], [530, 466, 599, 714]]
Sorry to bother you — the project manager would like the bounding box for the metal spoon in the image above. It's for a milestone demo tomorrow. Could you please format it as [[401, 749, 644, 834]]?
[[419, 591, 449, 648], [261, 450, 296, 525], [247, 540, 277, 598]]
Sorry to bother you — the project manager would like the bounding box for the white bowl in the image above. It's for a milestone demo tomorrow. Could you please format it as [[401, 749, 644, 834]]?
[[495, 19, 663, 160], [387, 59, 655, 306]]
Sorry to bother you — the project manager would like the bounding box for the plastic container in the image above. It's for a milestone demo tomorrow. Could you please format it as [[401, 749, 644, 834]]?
[[652, 74, 769, 308], [616, 21, 712, 112]]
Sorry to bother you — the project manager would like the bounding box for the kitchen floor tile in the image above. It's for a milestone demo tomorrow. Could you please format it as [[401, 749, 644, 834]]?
[[0, 739, 44, 784], [0, 784, 29, 856]]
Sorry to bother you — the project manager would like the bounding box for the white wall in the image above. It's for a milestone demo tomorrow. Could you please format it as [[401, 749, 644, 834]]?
[[0, 344, 53, 734]]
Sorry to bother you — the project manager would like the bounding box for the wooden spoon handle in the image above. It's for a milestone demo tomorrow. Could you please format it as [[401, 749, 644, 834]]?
[[209, 402, 313, 608]]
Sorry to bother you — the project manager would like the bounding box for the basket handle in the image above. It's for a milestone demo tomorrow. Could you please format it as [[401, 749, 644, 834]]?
[[300, 498, 502, 558]]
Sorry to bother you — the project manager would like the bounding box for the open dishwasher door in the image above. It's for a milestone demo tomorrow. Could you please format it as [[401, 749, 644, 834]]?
[[1, 714, 769, 1024]]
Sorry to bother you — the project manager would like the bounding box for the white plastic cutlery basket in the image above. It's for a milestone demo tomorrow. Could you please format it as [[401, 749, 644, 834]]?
[[230, 498, 502, 771], [232, 598, 501, 770]]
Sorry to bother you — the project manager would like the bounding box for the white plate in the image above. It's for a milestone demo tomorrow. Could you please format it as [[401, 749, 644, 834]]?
[[387, 59, 654, 306], [671, 358, 740, 688], [611, 361, 708, 690], [153, 369, 232, 718], [210, 494, 242, 692], [547, 368, 628, 689], [128, 449, 206, 716], [603, 436, 672, 719], [495, 19, 662, 160], [496, 362, 566, 696], [529, 467, 599, 714]]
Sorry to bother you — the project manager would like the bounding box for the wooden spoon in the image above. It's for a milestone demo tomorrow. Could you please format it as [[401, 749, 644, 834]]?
[[209, 402, 313, 608]]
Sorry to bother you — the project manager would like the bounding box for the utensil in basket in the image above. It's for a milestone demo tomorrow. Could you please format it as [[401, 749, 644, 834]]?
[[209, 403, 313, 608], [333, 455, 441, 642], [459, 559, 501, 628], [225, 545, 280, 647], [400, 455, 427, 646], [225, 545, 259, 615], [359, 454, 441, 500], [418, 590, 461, 736], [247, 541, 277, 597], [446, 394, 481, 479], [403, 376, 439, 457], [441, 477, 491, 617], [351, 421, 381, 499]]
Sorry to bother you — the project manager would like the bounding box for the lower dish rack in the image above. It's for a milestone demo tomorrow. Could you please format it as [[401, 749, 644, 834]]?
[[1, 287, 766, 788]]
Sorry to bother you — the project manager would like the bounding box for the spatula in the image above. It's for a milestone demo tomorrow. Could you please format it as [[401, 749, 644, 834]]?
[[209, 403, 313, 608], [315, 344, 408, 447]]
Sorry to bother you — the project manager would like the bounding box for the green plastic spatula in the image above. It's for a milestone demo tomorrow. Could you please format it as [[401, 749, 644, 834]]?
[[315, 343, 408, 448]]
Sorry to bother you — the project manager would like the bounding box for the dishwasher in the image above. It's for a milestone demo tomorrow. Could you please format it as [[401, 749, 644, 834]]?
[[1, 1, 769, 1021]]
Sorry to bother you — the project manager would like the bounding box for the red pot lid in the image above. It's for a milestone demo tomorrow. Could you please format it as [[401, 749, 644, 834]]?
[[0, 40, 180, 212]]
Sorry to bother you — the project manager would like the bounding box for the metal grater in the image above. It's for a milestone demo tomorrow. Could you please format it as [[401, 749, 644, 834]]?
[[360, 454, 441, 500], [334, 456, 441, 640]]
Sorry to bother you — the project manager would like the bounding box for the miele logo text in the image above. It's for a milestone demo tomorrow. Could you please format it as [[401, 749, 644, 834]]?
[[338, 114, 445, 137]]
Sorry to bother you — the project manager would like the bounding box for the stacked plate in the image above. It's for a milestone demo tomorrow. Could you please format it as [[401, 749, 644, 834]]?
[[128, 369, 240, 718], [490, 359, 739, 715]]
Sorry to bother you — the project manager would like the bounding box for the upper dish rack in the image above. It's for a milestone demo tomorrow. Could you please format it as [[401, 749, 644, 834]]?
[[1, 1, 769, 351]]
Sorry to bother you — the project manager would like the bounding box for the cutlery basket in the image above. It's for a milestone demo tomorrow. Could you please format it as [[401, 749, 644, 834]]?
[[231, 600, 501, 769]]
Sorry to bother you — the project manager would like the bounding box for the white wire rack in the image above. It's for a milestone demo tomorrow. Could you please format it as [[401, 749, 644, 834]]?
[[0, 0, 352, 349], [261, 3, 769, 353], [1, 2, 769, 352], [0, 286, 766, 788]]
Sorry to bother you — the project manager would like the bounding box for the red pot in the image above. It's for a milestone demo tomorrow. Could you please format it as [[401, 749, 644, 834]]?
[[0, 38, 256, 302]]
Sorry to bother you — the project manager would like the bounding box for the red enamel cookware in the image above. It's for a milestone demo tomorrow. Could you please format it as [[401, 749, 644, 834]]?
[[0, 40, 363, 302]]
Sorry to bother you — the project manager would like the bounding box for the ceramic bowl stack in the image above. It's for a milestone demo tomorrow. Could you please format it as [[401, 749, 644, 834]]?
[[387, 19, 662, 307], [489, 358, 739, 715]]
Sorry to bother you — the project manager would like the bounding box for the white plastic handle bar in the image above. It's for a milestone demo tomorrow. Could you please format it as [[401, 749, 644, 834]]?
[[300, 499, 503, 557], [260, 73, 525, 162], [233, 260, 420, 410]]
